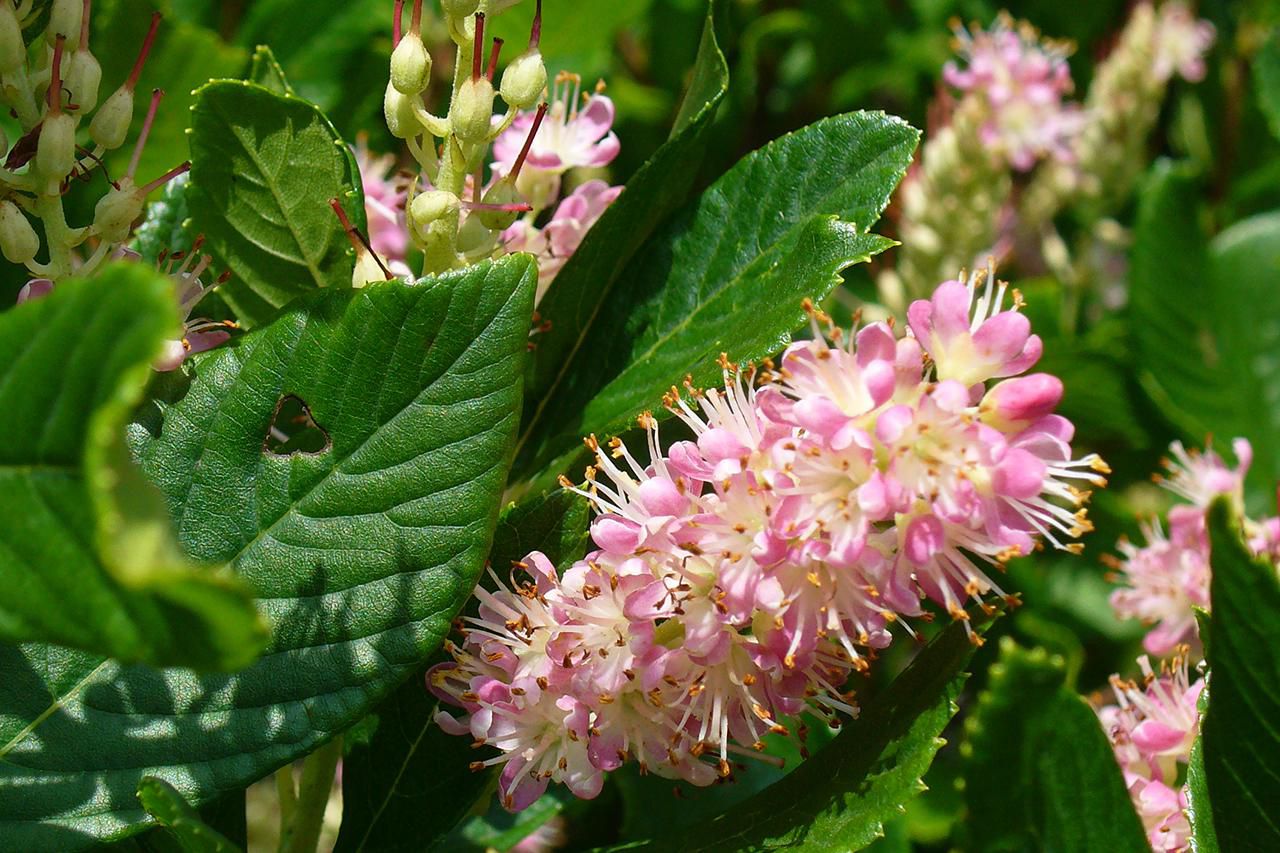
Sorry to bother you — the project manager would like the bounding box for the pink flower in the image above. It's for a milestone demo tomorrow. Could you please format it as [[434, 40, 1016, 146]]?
[[944, 15, 1082, 170], [493, 74, 620, 177], [1152, 3, 1215, 84], [354, 137, 411, 278], [1098, 651, 1202, 852], [503, 180, 622, 302], [436, 268, 1102, 807], [907, 268, 1043, 387]]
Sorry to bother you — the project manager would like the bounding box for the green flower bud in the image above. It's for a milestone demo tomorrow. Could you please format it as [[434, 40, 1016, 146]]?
[[0, 201, 39, 265], [0, 3, 23, 75], [475, 179, 523, 231], [440, 0, 481, 19], [92, 180, 145, 244], [451, 76, 494, 145], [407, 190, 460, 241], [390, 31, 432, 95], [67, 50, 103, 114], [90, 87, 135, 150], [500, 49, 547, 110], [36, 112, 77, 180], [383, 82, 419, 139], [47, 0, 82, 46]]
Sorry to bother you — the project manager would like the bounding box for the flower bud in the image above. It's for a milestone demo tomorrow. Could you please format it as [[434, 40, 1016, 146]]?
[[500, 50, 547, 109], [980, 373, 1063, 429], [93, 180, 145, 244], [46, 0, 82, 46], [440, 0, 480, 19], [475, 179, 522, 231], [383, 82, 418, 139], [17, 279, 55, 304], [67, 50, 103, 114], [451, 76, 494, 144], [0, 3, 23, 75], [353, 249, 387, 288], [390, 31, 431, 95], [90, 87, 135, 150], [407, 190, 460, 240], [36, 112, 77, 181], [0, 201, 39, 264]]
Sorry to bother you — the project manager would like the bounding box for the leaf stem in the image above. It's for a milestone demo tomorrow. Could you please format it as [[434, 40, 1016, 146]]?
[[281, 735, 342, 853]]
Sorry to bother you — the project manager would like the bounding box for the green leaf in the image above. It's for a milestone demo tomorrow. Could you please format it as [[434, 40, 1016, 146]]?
[[133, 173, 197, 263], [137, 778, 239, 853], [1255, 30, 1280, 144], [1131, 161, 1280, 510], [0, 265, 266, 669], [94, 0, 248, 187], [516, 0, 728, 475], [961, 638, 1148, 852], [0, 256, 536, 849], [1186, 681, 1218, 852], [187, 80, 365, 328], [624, 619, 979, 851], [335, 490, 587, 851], [1202, 497, 1280, 849], [248, 45, 294, 95], [515, 112, 917, 479]]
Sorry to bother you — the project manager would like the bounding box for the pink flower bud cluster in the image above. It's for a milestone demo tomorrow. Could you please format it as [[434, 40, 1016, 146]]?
[[1097, 650, 1203, 852], [430, 271, 1107, 811], [943, 15, 1082, 171], [1107, 439, 1279, 656]]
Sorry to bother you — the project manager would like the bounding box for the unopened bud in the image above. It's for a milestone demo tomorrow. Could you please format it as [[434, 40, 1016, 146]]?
[[67, 50, 103, 114], [440, 0, 480, 19], [390, 30, 431, 95], [0, 201, 39, 265], [475, 180, 523, 230], [383, 82, 418, 139], [0, 3, 23, 75], [451, 76, 494, 144], [500, 50, 546, 109], [93, 180, 145, 244], [90, 87, 134, 150], [408, 190, 460, 240], [47, 0, 83, 46], [36, 112, 77, 180]]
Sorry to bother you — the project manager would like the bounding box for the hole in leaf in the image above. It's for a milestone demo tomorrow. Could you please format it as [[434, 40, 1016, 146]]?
[[264, 395, 331, 455]]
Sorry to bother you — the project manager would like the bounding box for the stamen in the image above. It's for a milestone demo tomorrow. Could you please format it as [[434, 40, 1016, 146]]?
[[48, 35, 66, 114], [126, 12, 162, 91], [410, 0, 423, 34], [530, 0, 542, 49], [392, 0, 404, 45], [138, 161, 189, 195], [79, 0, 92, 50]]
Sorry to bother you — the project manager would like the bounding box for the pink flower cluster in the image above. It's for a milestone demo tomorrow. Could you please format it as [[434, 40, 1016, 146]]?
[[944, 15, 1081, 170], [1152, 3, 1216, 84], [430, 270, 1108, 811], [1107, 439, 1278, 656], [1097, 651, 1203, 852]]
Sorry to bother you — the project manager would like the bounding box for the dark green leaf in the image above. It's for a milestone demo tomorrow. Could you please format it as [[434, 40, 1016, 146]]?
[[137, 778, 239, 853], [625, 619, 978, 851], [1255, 30, 1280, 144], [1131, 161, 1280, 510], [516, 0, 728, 476], [133, 173, 196, 263], [187, 80, 365, 327], [0, 266, 265, 669], [248, 45, 294, 95], [94, 1, 248, 187], [516, 112, 917, 479], [962, 638, 1148, 852], [334, 668, 490, 853], [0, 256, 535, 849], [336, 489, 587, 851], [1202, 497, 1280, 849], [1186, 680, 1217, 853]]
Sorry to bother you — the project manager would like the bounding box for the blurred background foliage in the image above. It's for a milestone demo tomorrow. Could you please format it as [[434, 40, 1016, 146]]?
[[62, 1, 1280, 849]]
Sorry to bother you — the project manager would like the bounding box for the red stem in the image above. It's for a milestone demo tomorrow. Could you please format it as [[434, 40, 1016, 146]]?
[[392, 0, 404, 46], [139, 160, 189, 194], [486, 37, 503, 82], [49, 34, 65, 113], [531, 0, 542, 49], [79, 0, 91, 50], [510, 102, 548, 179], [126, 12, 162, 90], [472, 12, 485, 81], [410, 0, 423, 34]]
